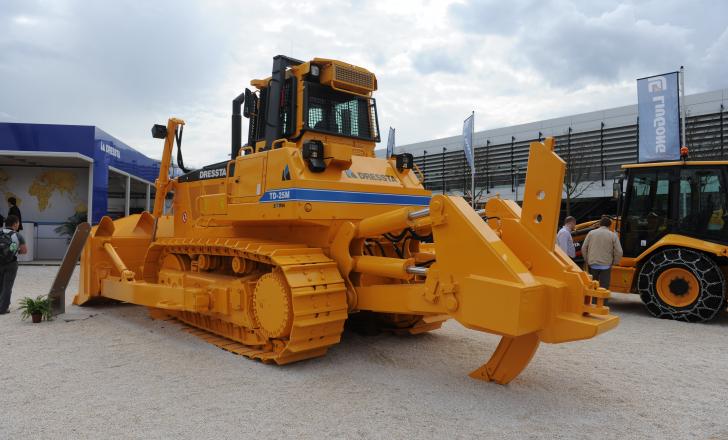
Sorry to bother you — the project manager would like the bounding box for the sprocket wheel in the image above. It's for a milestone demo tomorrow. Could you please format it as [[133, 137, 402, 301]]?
[[252, 270, 293, 339]]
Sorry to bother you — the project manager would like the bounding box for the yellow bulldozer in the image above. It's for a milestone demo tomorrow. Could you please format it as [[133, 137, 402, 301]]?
[[73, 55, 617, 384]]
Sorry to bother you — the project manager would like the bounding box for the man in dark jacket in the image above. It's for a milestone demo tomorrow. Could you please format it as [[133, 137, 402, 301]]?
[[0, 215, 27, 314], [7, 197, 21, 231]]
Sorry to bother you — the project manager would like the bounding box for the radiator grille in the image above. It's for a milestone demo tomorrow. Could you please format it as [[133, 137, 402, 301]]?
[[334, 66, 375, 91]]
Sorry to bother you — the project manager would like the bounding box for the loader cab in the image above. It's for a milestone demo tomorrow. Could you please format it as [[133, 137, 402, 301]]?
[[619, 162, 728, 257]]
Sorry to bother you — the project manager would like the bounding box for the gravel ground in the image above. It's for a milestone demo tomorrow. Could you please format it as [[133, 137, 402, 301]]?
[[1, 265, 728, 439]]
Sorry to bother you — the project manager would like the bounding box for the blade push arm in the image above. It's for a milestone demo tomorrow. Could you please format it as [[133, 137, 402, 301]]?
[[332, 138, 619, 384]]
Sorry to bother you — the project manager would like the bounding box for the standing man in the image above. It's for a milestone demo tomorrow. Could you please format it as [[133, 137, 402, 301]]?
[[7, 197, 22, 231], [0, 215, 27, 314], [581, 216, 623, 289], [557, 216, 577, 258]]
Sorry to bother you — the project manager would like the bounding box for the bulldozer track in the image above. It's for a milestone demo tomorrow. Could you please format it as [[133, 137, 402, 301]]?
[[346, 311, 448, 336], [148, 238, 349, 365], [392, 317, 446, 335]]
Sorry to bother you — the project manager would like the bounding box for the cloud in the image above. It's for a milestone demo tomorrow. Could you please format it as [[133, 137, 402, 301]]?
[[699, 26, 728, 91], [449, 1, 700, 89], [412, 47, 466, 74], [449, 0, 542, 35], [517, 4, 692, 88], [0, 0, 726, 166]]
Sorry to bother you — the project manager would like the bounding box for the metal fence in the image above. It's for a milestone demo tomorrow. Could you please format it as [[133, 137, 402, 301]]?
[[415, 106, 727, 195]]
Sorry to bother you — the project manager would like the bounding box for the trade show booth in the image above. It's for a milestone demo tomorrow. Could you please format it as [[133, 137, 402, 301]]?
[[0, 122, 160, 260]]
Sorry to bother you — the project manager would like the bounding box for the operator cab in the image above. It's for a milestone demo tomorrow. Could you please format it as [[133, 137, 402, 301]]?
[[304, 82, 377, 140], [235, 56, 380, 158], [619, 162, 728, 257]]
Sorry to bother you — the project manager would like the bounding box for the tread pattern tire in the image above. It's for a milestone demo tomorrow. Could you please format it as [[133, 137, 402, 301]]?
[[637, 248, 726, 322]]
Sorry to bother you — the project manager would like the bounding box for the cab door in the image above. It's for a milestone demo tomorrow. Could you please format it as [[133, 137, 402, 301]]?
[[620, 167, 677, 257], [676, 166, 728, 244]]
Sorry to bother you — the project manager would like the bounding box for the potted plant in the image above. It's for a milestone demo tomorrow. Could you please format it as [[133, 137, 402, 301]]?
[[54, 211, 88, 243], [18, 295, 53, 323]]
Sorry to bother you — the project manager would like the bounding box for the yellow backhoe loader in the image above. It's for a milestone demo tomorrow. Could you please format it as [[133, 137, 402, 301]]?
[[574, 157, 728, 322]]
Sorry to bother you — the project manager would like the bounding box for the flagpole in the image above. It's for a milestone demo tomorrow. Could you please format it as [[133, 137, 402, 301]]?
[[470, 111, 475, 207], [679, 66, 686, 148], [471, 170, 475, 207]]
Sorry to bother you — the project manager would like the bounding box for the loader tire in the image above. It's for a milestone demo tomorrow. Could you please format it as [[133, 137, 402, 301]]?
[[637, 248, 725, 322]]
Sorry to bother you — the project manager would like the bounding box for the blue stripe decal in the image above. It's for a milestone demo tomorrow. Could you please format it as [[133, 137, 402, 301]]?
[[260, 188, 431, 206]]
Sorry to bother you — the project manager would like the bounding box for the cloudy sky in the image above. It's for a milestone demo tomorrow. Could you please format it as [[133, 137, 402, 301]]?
[[2, 0, 727, 167]]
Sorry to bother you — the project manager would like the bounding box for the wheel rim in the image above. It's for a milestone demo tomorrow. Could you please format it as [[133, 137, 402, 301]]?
[[656, 267, 700, 308]]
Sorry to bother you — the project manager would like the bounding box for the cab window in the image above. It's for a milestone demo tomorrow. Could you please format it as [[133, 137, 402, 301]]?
[[678, 168, 728, 241]]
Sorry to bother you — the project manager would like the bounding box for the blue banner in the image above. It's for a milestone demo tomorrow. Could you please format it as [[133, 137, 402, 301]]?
[[386, 127, 395, 158], [462, 112, 474, 173], [637, 72, 680, 162]]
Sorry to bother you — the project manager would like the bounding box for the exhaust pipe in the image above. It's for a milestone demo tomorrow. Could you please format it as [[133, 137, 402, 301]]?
[[231, 91, 245, 159]]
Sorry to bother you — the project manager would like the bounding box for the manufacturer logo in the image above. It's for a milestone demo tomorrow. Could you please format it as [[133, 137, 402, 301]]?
[[357, 172, 398, 183], [100, 142, 121, 159], [648, 76, 668, 154], [344, 170, 397, 182], [198, 167, 227, 179], [647, 76, 666, 93]]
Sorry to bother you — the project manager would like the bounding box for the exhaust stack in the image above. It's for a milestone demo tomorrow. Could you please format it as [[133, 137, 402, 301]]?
[[231, 92, 245, 159]]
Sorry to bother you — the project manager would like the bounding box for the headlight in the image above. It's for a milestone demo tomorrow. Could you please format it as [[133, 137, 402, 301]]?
[[310, 65, 320, 77]]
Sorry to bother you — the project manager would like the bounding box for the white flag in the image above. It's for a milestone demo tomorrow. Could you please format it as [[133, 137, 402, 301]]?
[[462, 112, 474, 173], [387, 127, 395, 158]]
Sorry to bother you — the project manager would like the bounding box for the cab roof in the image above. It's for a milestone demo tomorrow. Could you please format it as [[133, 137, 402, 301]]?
[[622, 160, 728, 169]]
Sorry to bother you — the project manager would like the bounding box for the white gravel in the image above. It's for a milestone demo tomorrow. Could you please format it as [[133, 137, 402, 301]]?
[[1, 265, 728, 439]]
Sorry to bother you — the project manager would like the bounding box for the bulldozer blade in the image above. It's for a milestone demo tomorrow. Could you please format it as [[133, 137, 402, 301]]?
[[49, 221, 91, 315], [469, 333, 540, 385]]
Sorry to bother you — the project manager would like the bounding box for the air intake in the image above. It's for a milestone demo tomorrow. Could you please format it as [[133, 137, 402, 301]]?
[[324, 62, 377, 96]]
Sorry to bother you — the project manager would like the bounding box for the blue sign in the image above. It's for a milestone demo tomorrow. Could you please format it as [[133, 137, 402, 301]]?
[[386, 127, 395, 158], [462, 112, 475, 173], [637, 72, 680, 162]]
